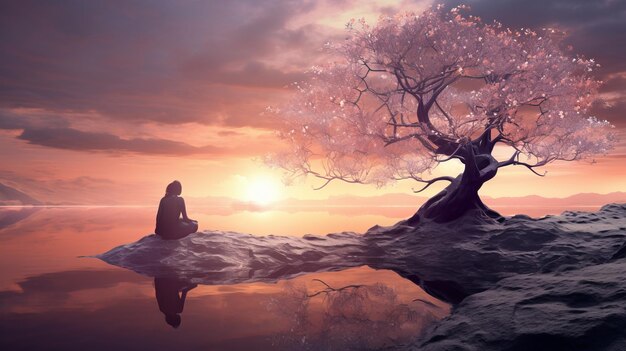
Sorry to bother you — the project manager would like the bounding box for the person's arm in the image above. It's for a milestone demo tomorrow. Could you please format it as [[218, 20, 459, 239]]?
[[155, 199, 163, 229], [180, 197, 191, 222], [178, 284, 197, 312], [182, 284, 197, 293]]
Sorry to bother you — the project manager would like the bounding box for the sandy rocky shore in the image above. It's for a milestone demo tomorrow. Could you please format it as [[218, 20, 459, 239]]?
[[100, 203, 626, 351]]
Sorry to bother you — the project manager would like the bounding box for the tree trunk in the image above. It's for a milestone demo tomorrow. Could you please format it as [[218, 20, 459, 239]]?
[[407, 148, 503, 225]]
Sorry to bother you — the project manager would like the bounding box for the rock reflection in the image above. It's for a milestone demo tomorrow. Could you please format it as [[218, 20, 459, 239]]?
[[267, 278, 441, 350], [0, 207, 40, 231], [154, 277, 197, 328]]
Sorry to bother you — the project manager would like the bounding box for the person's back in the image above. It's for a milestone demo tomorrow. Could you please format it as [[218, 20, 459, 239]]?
[[155, 180, 198, 240], [155, 195, 182, 235]]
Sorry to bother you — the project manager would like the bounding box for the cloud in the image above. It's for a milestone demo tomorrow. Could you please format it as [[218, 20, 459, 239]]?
[[0, 110, 70, 130], [217, 130, 245, 137], [193, 61, 306, 88], [17, 127, 226, 156], [0, 109, 254, 156], [440, 0, 626, 127], [0, 110, 232, 156], [441, 0, 626, 74], [0, 0, 623, 154], [600, 74, 626, 93], [590, 100, 626, 127], [0, 0, 327, 129]]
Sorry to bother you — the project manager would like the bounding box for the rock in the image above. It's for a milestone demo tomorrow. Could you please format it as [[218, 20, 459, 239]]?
[[418, 260, 626, 351], [365, 203, 626, 300]]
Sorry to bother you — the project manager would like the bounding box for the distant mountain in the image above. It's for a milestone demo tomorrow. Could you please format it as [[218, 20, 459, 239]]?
[[482, 192, 626, 208], [187, 192, 626, 210], [276, 192, 626, 218], [280, 192, 626, 209], [0, 183, 41, 206], [279, 193, 425, 208]]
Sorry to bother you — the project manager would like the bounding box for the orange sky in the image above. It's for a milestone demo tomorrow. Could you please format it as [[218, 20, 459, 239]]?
[[0, 0, 624, 205]]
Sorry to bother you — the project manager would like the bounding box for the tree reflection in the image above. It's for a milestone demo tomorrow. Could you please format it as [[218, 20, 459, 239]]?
[[267, 279, 441, 350]]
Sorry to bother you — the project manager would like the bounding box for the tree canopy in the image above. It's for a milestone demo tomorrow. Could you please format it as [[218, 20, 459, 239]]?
[[268, 5, 616, 192]]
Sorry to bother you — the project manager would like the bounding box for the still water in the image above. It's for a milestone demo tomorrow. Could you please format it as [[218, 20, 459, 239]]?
[[0, 204, 598, 350], [0, 206, 450, 351]]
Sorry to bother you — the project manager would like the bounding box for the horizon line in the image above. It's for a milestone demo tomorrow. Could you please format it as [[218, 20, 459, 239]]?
[[0, 204, 611, 209]]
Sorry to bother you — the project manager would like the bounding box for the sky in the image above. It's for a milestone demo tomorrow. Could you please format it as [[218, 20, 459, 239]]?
[[0, 0, 625, 205]]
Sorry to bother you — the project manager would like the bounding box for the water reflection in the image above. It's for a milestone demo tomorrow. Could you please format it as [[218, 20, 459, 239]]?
[[161, 266, 448, 349], [390, 269, 469, 305], [0, 265, 448, 350], [154, 277, 197, 328], [267, 277, 443, 350], [0, 207, 40, 230], [4, 205, 587, 350], [0, 206, 409, 289]]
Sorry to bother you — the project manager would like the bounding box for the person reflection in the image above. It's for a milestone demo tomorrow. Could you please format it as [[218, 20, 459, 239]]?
[[154, 277, 197, 328]]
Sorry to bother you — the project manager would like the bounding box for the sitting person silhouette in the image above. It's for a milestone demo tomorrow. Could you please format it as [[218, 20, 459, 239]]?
[[155, 180, 198, 240], [154, 277, 197, 328]]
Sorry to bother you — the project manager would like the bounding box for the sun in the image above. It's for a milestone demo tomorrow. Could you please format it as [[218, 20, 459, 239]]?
[[245, 176, 282, 205]]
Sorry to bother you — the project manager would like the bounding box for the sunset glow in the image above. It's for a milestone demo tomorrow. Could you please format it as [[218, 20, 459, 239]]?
[[244, 176, 282, 205], [0, 0, 622, 206]]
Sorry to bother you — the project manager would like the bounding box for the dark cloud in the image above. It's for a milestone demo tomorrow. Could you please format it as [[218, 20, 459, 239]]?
[[192, 61, 306, 88], [441, 0, 626, 127], [590, 100, 626, 128], [17, 127, 226, 156], [600, 74, 626, 93], [0, 110, 231, 155], [0, 0, 325, 129], [441, 0, 626, 74], [0, 110, 69, 130]]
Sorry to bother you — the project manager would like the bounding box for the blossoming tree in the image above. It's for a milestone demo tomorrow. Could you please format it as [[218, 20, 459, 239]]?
[[269, 6, 616, 223]]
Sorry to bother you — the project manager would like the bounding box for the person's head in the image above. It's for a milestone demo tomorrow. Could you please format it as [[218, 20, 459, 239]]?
[[165, 313, 181, 328], [165, 180, 182, 196]]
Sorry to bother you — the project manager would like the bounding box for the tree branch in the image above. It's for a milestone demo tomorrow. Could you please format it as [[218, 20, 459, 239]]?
[[435, 143, 465, 162], [411, 176, 455, 193], [307, 279, 364, 298], [303, 170, 367, 190], [498, 151, 548, 176]]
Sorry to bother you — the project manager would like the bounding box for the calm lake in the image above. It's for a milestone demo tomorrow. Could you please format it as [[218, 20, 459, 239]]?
[[0, 204, 601, 350]]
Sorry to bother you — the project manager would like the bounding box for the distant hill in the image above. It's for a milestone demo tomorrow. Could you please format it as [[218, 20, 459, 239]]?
[[0, 183, 41, 206], [188, 192, 626, 216], [275, 192, 626, 209], [482, 192, 626, 208], [275, 192, 626, 217]]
